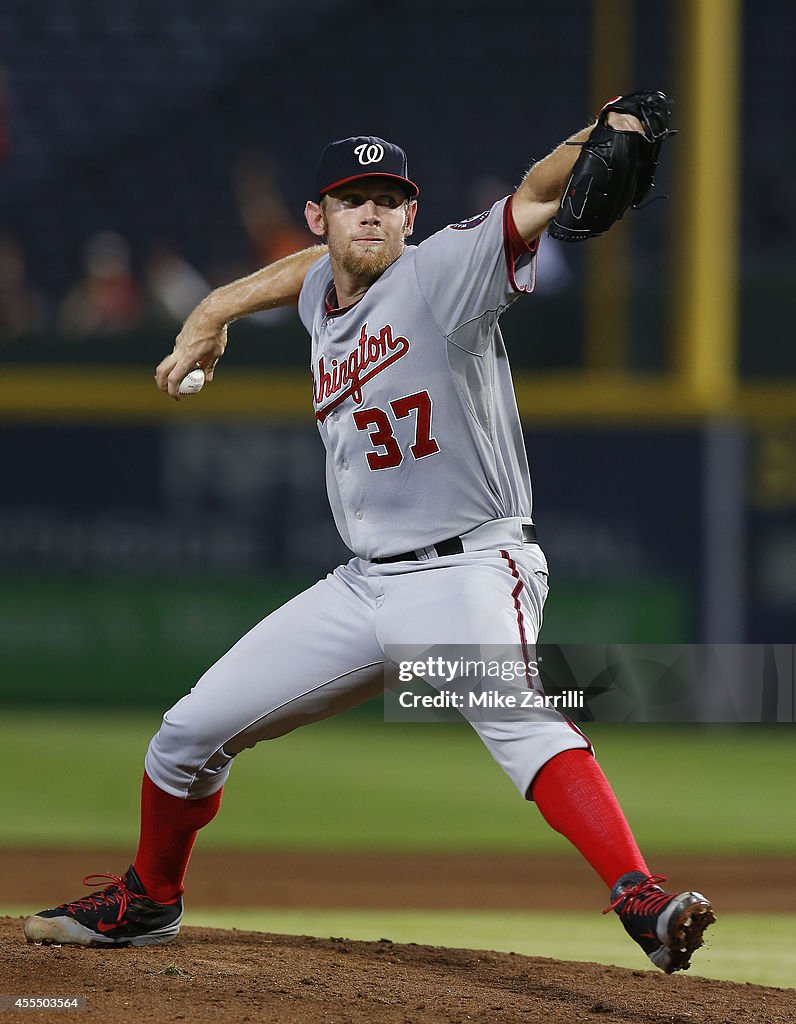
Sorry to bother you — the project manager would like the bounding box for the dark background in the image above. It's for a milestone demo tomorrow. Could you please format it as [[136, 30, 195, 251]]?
[[0, 1, 793, 709]]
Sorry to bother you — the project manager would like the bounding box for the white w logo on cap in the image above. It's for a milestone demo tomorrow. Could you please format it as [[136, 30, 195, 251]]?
[[354, 142, 385, 165]]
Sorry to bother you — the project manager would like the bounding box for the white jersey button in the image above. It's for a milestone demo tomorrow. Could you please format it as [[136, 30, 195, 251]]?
[[354, 510, 364, 520], [342, 460, 350, 470]]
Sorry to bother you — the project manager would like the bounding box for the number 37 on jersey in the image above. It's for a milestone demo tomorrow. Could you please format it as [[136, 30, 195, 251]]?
[[353, 390, 440, 471]]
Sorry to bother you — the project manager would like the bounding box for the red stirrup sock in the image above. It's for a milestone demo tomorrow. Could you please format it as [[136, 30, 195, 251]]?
[[530, 748, 649, 888], [133, 772, 223, 903]]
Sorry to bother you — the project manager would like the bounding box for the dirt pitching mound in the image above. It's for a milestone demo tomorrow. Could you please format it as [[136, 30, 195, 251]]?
[[3, 918, 795, 1024]]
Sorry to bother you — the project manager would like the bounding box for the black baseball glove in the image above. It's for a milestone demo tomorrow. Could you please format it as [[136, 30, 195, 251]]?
[[548, 91, 676, 242]]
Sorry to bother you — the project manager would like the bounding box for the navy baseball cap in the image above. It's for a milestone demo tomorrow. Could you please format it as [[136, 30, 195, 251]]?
[[315, 136, 420, 199]]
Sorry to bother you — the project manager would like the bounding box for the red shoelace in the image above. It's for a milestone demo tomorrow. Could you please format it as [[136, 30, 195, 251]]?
[[60, 873, 132, 923], [602, 874, 672, 916]]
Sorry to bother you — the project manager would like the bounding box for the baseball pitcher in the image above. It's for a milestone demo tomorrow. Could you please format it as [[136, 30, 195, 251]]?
[[25, 94, 714, 974]]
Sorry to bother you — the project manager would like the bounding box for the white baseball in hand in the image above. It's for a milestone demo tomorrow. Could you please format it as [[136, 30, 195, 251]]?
[[178, 368, 206, 395]]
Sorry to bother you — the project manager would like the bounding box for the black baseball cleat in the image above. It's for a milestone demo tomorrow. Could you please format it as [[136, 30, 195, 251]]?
[[605, 871, 715, 974], [23, 865, 182, 948]]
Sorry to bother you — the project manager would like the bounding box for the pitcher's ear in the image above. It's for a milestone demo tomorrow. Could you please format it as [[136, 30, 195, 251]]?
[[305, 200, 326, 238]]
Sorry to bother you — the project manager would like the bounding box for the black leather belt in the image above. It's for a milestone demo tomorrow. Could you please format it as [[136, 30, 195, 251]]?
[[372, 523, 538, 564]]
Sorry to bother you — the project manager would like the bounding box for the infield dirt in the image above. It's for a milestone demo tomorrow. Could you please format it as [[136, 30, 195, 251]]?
[[1, 850, 794, 1024], [3, 918, 796, 1024]]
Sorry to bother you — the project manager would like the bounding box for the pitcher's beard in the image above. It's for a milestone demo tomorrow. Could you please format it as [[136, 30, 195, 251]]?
[[334, 239, 403, 282]]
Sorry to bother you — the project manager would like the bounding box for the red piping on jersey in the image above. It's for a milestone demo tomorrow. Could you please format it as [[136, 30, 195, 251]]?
[[324, 285, 358, 318], [563, 716, 594, 753], [499, 547, 594, 754], [499, 548, 534, 688], [503, 195, 538, 294]]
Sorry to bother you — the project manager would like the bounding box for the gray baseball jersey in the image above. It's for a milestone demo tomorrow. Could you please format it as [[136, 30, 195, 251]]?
[[298, 195, 538, 560]]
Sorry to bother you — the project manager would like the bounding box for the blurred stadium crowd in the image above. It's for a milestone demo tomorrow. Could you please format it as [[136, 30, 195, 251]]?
[[0, 159, 315, 338], [0, 0, 786, 387], [0, 0, 792, 347]]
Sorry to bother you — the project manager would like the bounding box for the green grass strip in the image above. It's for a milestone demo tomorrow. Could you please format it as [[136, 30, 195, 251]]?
[[2, 712, 794, 853]]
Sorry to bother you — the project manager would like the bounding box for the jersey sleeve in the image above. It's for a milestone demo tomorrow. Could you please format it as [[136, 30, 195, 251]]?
[[298, 252, 333, 332], [413, 194, 538, 340]]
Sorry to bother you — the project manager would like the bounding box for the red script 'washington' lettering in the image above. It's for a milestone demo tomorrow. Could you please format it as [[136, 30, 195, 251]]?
[[314, 323, 410, 423]]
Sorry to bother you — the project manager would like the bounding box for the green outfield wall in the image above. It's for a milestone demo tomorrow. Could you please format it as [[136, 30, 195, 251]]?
[[0, 576, 689, 708]]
